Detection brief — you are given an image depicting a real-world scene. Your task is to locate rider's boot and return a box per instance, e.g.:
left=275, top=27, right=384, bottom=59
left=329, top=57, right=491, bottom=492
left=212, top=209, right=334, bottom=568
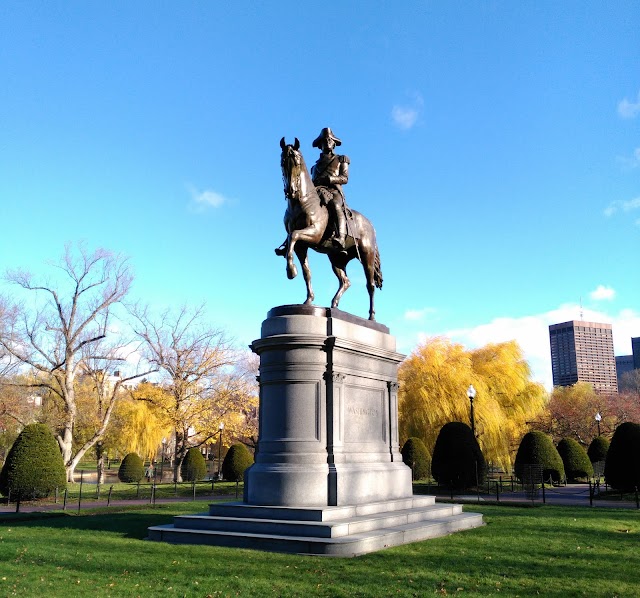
left=333, top=208, right=348, bottom=254
left=274, top=240, right=287, bottom=257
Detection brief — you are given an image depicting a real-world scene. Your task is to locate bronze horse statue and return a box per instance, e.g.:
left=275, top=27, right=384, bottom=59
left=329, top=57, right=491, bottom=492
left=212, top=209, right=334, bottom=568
left=277, top=137, right=383, bottom=320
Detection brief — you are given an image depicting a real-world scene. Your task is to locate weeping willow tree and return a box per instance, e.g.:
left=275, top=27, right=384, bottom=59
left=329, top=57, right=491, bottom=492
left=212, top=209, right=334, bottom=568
left=398, top=337, right=547, bottom=472
left=106, top=385, right=171, bottom=462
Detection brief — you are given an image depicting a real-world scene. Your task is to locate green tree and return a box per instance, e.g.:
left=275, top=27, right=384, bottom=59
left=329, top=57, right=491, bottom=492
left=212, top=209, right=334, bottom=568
left=587, top=435, right=609, bottom=464
left=180, top=447, right=207, bottom=482
left=514, top=431, right=565, bottom=483
left=399, top=338, right=546, bottom=472
left=221, top=443, right=254, bottom=482
left=604, top=422, right=640, bottom=492
left=431, top=422, right=486, bottom=490
left=401, top=437, right=430, bottom=480
left=557, top=438, right=593, bottom=482
left=118, top=452, right=144, bottom=483
left=0, top=423, right=66, bottom=504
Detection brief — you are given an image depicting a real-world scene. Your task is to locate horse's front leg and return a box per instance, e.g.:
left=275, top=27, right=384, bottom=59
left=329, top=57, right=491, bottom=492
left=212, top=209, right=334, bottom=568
left=286, top=225, right=323, bottom=280
left=294, top=245, right=314, bottom=305
left=285, top=233, right=298, bottom=279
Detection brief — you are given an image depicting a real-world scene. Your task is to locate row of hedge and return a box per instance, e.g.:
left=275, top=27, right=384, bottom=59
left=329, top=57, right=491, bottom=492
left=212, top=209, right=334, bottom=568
left=401, top=422, right=640, bottom=491
left=0, top=424, right=255, bottom=502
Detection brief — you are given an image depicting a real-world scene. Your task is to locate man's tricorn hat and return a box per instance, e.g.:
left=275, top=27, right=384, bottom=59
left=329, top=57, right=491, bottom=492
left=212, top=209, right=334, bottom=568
left=312, top=127, right=342, bottom=148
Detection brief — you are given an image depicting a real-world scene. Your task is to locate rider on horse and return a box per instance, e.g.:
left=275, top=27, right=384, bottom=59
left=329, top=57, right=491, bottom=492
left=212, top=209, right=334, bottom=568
left=275, top=127, right=352, bottom=257
left=310, top=127, right=351, bottom=252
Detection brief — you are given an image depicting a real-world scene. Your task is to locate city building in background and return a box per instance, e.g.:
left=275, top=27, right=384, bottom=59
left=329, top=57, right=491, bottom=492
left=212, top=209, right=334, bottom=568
left=549, top=320, right=618, bottom=394
left=633, top=337, right=640, bottom=370
left=616, top=355, right=634, bottom=389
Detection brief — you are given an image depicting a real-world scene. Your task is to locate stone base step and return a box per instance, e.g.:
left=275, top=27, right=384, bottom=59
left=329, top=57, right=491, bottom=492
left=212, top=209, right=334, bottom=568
left=147, top=497, right=484, bottom=557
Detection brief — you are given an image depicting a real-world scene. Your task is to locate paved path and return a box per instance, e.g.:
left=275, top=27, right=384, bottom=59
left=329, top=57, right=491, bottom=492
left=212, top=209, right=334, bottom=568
left=0, top=493, right=237, bottom=515
left=449, top=482, right=639, bottom=509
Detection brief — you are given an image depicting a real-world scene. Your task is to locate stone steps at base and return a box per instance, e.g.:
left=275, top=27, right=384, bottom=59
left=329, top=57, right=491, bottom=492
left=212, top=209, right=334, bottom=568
left=172, top=503, right=463, bottom=538
left=147, top=503, right=484, bottom=557
left=207, top=495, right=437, bottom=521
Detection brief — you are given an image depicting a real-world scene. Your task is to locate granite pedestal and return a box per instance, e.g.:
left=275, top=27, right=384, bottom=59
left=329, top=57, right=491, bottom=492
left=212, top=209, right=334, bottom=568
left=148, top=305, right=483, bottom=556
left=245, top=305, right=410, bottom=507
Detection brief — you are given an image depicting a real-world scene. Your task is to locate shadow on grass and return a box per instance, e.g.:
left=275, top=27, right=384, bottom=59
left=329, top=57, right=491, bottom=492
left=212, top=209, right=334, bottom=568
left=0, top=503, right=202, bottom=540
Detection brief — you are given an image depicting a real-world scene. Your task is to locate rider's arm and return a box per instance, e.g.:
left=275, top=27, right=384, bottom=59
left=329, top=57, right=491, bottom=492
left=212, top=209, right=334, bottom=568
left=328, top=155, right=349, bottom=185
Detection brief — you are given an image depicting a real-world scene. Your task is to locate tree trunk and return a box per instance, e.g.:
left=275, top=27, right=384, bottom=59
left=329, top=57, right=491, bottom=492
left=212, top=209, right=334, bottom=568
left=173, top=431, right=183, bottom=483
left=96, top=441, right=105, bottom=485
left=61, top=422, right=75, bottom=482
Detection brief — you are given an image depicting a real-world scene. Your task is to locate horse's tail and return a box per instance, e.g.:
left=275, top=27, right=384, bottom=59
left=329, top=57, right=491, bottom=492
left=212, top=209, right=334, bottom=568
left=374, top=245, right=383, bottom=289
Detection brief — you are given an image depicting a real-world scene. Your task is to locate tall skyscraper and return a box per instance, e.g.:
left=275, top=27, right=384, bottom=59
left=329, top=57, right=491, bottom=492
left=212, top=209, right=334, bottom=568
left=632, top=337, right=640, bottom=370
left=549, top=320, right=618, bottom=394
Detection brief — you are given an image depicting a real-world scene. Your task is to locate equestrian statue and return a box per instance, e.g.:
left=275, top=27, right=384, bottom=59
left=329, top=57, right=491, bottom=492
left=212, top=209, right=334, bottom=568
left=275, top=128, right=383, bottom=321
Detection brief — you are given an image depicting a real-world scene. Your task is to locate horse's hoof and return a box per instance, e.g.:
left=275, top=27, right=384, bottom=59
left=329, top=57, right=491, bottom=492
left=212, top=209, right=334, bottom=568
left=287, top=264, right=297, bottom=279
left=304, top=298, right=314, bottom=305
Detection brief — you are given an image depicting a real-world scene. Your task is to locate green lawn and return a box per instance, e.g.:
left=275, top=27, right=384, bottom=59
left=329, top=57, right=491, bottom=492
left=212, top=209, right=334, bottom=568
left=0, top=504, right=638, bottom=597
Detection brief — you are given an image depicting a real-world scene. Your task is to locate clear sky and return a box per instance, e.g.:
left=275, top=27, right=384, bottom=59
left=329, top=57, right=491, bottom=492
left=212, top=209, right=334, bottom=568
left=1, top=2, right=639, bottom=388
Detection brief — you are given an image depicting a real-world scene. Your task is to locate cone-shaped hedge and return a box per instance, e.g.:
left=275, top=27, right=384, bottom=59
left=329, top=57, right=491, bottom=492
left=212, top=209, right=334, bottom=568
left=221, top=443, right=254, bottom=482
left=431, top=422, right=486, bottom=490
left=118, top=452, right=144, bottom=483
left=0, top=423, right=66, bottom=500
left=181, top=447, right=207, bottom=482
left=587, top=436, right=610, bottom=464
left=604, top=422, right=640, bottom=492
left=514, top=431, right=565, bottom=483
left=401, top=437, right=430, bottom=480
left=557, top=438, right=593, bottom=482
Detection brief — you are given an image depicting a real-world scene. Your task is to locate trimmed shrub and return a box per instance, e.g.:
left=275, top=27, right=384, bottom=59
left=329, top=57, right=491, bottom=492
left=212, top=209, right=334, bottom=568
left=587, top=436, right=610, bottom=464
left=221, top=443, right=254, bottom=482
left=514, top=431, right=565, bottom=484
left=604, top=422, right=640, bottom=492
left=118, top=452, right=144, bottom=483
left=557, top=438, right=593, bottom=482
left=401, top=437, right=430, bottom=480
left=0, top=423, right=66, bottom=501
left=181, top=448, right=207, bottom=482
left=431, top=422, right=486, bottom=490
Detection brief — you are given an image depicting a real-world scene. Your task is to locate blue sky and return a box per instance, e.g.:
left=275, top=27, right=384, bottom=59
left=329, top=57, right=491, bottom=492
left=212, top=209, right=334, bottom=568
left=1, top=2, right=639, bottom=388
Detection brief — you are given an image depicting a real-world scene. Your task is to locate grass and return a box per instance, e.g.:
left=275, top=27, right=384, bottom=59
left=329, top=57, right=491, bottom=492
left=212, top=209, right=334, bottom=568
left=0, top=503, right=638, bottom=597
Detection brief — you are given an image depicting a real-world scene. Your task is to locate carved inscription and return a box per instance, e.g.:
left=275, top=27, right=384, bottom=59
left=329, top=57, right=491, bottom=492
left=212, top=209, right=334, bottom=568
left=347, top=406, right=379, bottom=417
left=344, top=385, right=386, bottom=444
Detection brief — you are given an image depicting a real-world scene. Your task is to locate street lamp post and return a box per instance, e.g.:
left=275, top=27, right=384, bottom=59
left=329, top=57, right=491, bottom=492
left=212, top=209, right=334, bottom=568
left=217, top=422, right=225, bottom=479
left=467, top=385, right=477, bottom=437
left=595, top=412, right=602, bottom=436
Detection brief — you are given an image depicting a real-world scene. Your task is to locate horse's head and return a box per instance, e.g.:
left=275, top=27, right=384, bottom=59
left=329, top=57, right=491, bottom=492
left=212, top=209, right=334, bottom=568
left=280, top=137, right=304, bottom=199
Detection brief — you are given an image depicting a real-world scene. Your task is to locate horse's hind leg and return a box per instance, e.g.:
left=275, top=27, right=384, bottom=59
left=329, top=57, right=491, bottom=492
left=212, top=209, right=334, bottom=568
left=295, top=245, right=314, bottom=305
left=329, top=255, right=351, bottom=309
left=360, top=245, right=376, bottom=321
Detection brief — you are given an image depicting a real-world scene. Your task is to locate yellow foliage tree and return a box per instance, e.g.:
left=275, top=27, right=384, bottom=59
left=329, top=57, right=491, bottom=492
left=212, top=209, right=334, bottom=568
left=399, top=337, right=546, bottom=472
left=108, top=385, right=172, bottom=461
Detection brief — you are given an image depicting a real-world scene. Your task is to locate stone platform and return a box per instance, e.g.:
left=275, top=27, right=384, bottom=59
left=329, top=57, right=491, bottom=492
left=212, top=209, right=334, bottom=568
left=147, top=496, right=483, bottom=557
left=148, top=306, right=483, bottom=555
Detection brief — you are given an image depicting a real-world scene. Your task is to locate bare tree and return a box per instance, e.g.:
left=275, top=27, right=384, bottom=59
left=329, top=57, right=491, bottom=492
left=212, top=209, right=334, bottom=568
left=0, top=243, right=152, bottom=481
left=131, top=304, right=235, bottom=482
